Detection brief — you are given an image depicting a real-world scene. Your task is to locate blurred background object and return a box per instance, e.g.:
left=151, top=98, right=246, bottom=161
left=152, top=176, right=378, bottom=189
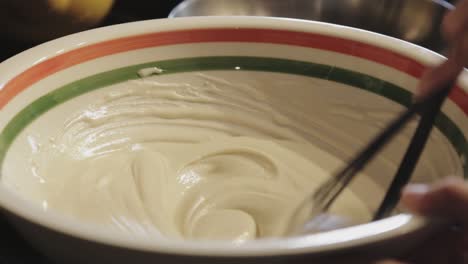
left=0, top=0, right=114, bottom=43
left=0, top=0, right=456, bottom=62
left=0, top=0, right=183, bottom=62
left=169, top=0, right=455, bottom=53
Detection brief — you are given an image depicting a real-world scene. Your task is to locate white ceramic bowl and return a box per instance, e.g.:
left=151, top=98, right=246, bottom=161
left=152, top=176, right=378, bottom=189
left=0, top=17, right=467, bottom=264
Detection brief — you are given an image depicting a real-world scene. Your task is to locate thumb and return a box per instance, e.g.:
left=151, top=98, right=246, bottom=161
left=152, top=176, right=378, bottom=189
left=401, top=177, right=468, bottom=222
left=416, top=59, right=462, bottom=100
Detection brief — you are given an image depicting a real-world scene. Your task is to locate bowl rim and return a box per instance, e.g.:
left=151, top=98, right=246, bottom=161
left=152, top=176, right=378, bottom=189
left=168, top=0, right=456, bottom=19
left=0, top=16, right=466, bottom=257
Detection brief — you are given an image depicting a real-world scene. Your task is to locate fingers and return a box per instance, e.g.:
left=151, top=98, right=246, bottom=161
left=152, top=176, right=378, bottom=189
left=443, top=0, right=468, bottom=43
left=416, top=0, right=468, bottom=98
left=443, top=0, right=468, bottom=67
left=401, top=177, right=468, bottom=222
left=399, top=178, right=468, bottom=264
left=403, top=225, right=464, bottom=264
left=416, top=57, right=463, bottom=99
left=448, top=31, right=468, bottom=70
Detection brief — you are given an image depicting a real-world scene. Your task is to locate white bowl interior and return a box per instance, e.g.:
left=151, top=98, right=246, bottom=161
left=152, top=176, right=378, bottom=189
left=0, top=17, right=466, bottom=256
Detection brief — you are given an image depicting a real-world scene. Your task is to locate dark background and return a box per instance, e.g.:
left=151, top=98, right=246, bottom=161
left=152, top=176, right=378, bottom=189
left=0, top=1, right=181, bottom=263
left=0, top=0, right=182, bottom=62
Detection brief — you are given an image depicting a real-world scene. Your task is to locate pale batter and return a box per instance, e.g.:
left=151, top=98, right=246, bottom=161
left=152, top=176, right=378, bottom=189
left=34, top=74, right=371, bottom=242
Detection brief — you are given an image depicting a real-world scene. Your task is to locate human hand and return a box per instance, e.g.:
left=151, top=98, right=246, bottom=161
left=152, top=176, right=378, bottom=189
left=375, top=2, right=468, bottom=263
left=376, top=178, right=468, bottom=264
left=417, top=0, right=468, bottom=98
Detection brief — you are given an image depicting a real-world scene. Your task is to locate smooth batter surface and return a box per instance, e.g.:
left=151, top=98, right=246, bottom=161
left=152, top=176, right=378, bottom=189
left=34, top=74, right=371, bottom=242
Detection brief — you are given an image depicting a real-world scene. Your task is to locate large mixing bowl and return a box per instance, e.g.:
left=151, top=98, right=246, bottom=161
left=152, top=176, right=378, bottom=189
left=169, top=0, right=454, bottom=53
left=0, top=17, right=467, bottom=264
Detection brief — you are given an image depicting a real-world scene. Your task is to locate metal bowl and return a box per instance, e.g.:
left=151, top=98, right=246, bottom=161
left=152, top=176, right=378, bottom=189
left=169, top=0, right=454, bottom=53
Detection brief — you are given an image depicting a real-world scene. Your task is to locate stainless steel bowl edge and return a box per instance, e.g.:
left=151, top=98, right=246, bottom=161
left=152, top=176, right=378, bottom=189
left=169, top=0, right=455, bottom=53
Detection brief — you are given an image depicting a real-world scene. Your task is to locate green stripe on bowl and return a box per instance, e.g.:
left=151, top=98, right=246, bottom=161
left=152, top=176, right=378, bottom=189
left=0, top=56, right=466, bottom=177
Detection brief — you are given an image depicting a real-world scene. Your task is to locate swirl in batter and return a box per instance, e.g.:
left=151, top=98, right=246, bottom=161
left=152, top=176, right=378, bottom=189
left=37, top=74, right=370, bottom=242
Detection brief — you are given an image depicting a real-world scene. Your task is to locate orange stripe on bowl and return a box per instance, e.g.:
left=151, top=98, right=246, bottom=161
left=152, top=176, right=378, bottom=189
left=1, top=28, right=467, bottom=114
